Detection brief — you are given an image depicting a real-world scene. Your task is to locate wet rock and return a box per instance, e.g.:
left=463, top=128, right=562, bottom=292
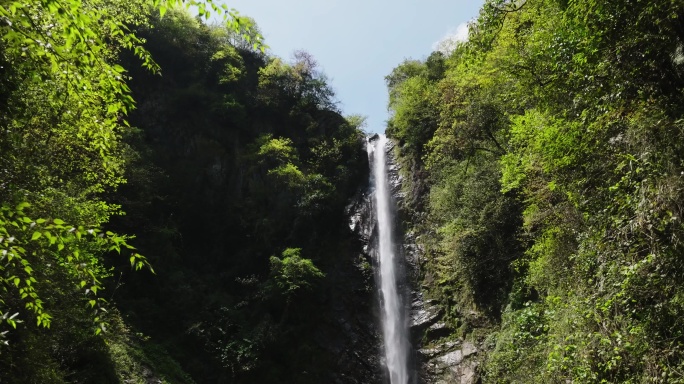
left=426, top=322, right=453, bottom=340
left=419, top=339, right=461, bottom=359
left=418, top=347, right=441, bottom=359
left=346, top=190, right=374, bottom=243
left=411, top=304, right=444, bottom=332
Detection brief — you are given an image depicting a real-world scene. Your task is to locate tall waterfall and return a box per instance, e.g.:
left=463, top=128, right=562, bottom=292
left=367, top=134, right=411, bottom=384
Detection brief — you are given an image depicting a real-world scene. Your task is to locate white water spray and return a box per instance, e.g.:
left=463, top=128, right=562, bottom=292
left=367, top=134, right=410, bottom=384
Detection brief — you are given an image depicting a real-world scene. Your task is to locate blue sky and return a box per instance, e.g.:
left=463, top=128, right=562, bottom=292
left=225, top=0, right=484, bottom=133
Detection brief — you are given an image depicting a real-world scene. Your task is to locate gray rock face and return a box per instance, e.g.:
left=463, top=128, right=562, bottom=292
left=434, top=362, right=479, bottom=384
left=426, top=322, right=453, bottom=340
left=429, top=342, right=479, bottom=384
left=411, top=303, right=444, bottom=332
left=380, top=137, right=482, bottom=384
left=437, top=350, right=464, bottom=366
left=462, top=342, right=478, bottom=358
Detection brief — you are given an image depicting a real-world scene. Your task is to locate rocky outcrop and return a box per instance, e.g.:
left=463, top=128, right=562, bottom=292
left=411, top=299, right=443, bottom=332
left=427, top=341, right=478, bottom=384
left=409, top=296, right=481, bottom=383
left=382, top=138, right=482, bottom=384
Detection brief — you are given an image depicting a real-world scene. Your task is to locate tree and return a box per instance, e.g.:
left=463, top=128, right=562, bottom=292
left=269, top=248, right=324, bottom=298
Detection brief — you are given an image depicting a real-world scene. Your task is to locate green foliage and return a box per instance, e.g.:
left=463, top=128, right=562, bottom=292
left=106, top=319, right=196, bottom=384
left=253, top=134, right=307, bottom=186
left=269, top=248, right=324, bottom=296
left=386, top=61, right=444, bottom=158
left=429, top=158, right=522, bottom=317
left=0, top=202, right=150, bottom=344
left=484, top=302, right=548, bottom=384
left=105, top=10, right=369, bottom=382
left=0, top=0, right=264, bottom=381
left=257, top=51, right=335, bottom=110
left=387, top=76, right=440, bottom=157
left=387, top=0, right=684, bottom=382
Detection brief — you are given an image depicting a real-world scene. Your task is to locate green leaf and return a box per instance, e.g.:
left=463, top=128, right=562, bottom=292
left=15, top=202, right=29, bottom=211
left=31, top=231, right=42, bottom=240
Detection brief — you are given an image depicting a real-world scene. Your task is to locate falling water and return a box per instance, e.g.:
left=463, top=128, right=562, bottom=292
left=367, top=134, right=410, bottom=384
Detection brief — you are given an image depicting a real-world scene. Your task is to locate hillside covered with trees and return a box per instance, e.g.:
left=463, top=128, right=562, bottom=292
left=388, top=0, right=684, bottom=382
left=0, top=1, right=374, bottom=382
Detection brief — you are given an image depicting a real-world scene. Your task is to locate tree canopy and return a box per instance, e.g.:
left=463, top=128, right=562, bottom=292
left=0, top=1, right=371, bottom=382
left=387, top=0, right=684, bottom=382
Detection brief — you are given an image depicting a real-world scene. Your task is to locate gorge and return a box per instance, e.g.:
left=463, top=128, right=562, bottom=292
left=2, top=1, right=684, bottom=383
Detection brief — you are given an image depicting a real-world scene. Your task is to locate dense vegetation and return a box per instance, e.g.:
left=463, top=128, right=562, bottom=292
left=6, top=0, right=684, bottom=382
left=0, top=1, right=370, bottom=382
left=387, top=0, right=684, bottom=382
left=113, top=10, right=370, bottom=383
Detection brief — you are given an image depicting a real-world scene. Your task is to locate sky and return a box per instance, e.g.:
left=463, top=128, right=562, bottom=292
left=224, top=0, right=484, bottom=134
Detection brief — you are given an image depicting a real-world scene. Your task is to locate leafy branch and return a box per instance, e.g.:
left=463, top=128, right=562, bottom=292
left=0, top=202, right=151, bottom=344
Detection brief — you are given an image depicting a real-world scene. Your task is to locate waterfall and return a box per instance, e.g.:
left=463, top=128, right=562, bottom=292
left=367, top=134, right=411, bottom=384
